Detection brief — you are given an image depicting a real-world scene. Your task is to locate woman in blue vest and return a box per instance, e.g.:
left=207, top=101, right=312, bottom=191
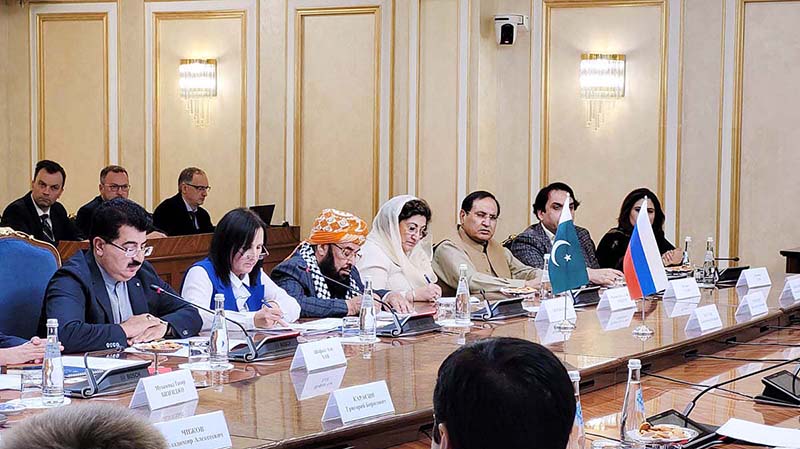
left=181, top=208, right=301, bottom=331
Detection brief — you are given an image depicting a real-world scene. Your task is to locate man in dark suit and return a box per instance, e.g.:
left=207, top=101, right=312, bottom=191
left=0, top=333, right=46, bottom=365
left=506, top=182, right=623, bottom=286
left=44, top=198, right=201, bottom=353
left=152, top=167, right=214, bottom=236
left=1, top=160, right=80, bottom=245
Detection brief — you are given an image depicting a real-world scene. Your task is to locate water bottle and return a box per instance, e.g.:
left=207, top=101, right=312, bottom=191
left=620, top=359, right=646, bottom=442
left=567, top=370, right=585, bottom=449
left=41, top=318, right=64, bottom=406
left=455, top=264, right=471, bottom=325
left=209, top=293, right=229, bottom=369
left=540, top=254, right=553, bottom=301
left=702, top=237, right=717, bottom=284
left=359, top=277, right=377, bottom=342
left=681, top=236, right=692, bottom=266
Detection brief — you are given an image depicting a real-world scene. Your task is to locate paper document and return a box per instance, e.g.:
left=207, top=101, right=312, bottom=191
left=0, top=374, right=21, bottom=391
left=288, top=318, right=343, bottom=332
left=62, top=356, right=148, bottom=371
left=717, top=418, right=800, bottom=447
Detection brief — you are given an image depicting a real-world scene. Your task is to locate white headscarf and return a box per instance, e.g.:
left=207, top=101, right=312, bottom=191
left=365, top=195, right=436, bottom=288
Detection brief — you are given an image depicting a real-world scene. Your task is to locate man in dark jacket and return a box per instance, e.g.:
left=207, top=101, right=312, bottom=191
left=153, top=167, right=214, bottom=236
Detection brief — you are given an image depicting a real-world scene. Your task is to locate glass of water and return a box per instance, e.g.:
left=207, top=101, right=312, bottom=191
left=341, top=316, right=360, bottom=338
left=436, top=298, right=456, bottom=326
left=20, top=369, right=42, bottom=405
left=187, top=338, right=209, bottom=367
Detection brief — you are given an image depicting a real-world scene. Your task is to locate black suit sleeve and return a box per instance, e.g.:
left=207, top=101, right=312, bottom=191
left=141, top=265, right=202, bottom=338
left=152, top=203, right=176, bottom=237
left=0, top=202, right=35, bottom=236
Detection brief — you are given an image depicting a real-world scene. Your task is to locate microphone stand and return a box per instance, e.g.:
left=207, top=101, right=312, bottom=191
left=150, top=285, right=259, bottom=362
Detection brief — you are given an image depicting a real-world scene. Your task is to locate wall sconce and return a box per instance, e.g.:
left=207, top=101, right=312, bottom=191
left=579, top=53, right=625, bottom=130
left=179, top=58, right=217, bottom=127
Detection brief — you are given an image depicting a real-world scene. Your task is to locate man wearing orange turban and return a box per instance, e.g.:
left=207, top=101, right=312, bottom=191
left=272, top=209, right=413, bottom=317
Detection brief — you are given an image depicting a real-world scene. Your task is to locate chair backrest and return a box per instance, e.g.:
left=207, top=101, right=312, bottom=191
left=0, top=227, right=61, bottom=340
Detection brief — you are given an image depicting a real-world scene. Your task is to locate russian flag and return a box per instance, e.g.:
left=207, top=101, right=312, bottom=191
left=623, top=197, right=668, bottom=299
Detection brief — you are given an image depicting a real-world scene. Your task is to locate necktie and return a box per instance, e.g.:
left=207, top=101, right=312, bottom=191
left=40, top=214, right=55, bottom=242
left=188, top=211, right=199, bottom=230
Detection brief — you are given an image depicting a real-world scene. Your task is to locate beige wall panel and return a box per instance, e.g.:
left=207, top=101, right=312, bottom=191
left=738, top=2, right=800, bottom=279
left=0, top=7, right=8, bottom=202
left=40, top=18, right=107, bottom=215
left=4, top=5, right=32, bottom=207
left=547, top=5, right=662, bottom=242
left=156, top=17, right=244, bottom=223
left=392, top=0, right=410, bottom=197
left=296, top=12, right=378, bottom=233
left=678, top=0, right=723, bottom=264
left=119, top=0, right=146, bottom=206
left=418, top=0, right=459, bottom=242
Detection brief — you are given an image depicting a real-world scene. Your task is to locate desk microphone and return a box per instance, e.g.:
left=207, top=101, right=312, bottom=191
left=149, top=285, right=259, bottom=362
left=302, top=266, right=397, bottom=313
left=682, top=355, right=800, bottom=418
left=714, top=257, right=740, bottom=262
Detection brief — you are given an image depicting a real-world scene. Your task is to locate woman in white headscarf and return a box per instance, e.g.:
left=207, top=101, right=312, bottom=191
left=357, top=195, right=442, bottom=302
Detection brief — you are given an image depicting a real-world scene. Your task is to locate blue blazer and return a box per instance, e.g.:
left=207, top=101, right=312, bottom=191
left=0, top=332, right=27, bottom=349
left=271, top=251, right=388, bottom=318
left=43, top=250, right=202, bottom=353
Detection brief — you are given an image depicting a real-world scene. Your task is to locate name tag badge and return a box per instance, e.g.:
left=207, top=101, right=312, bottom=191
left=663, top=278, right=701, bottom=301
left=291, top=365, right=347, bottom=400
left=684, top=304, right=723, bottom=334
left=322, top=380, right=395, bottom=424
left=535, top=297, right=577, bottom=323
left=597, top=308, right=636, bottom=331
left=290, top=337, right=347, bottom=372
left=779, top=277, right=800, bottom=307
left=153, top=410, right=232, bottom=449
left=597, top=287, right=636, bottom=311
left=736, top=291, right=769, bottom=318
left=129, top=369, right=198, bottom=410
left=736, top=267, right=772, bottom=289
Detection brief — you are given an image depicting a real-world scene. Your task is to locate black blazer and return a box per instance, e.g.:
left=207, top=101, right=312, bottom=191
left=0, top=332, right=27, bottom=349
left=75, top=195, right=103, bottom=239
left=43, top=249, right=202, bottom=353
left=0, top=192, right=79, bottom=245
left=152, top=192, right=214, bottom=236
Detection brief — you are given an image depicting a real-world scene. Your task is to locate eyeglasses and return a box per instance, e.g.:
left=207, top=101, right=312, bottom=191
left=470, top=211, right=499, bottom=222
left=401, top=223, right=428, bottom=239
left=184, top=183, right=212, bottom=193
left=238, top=246, right=269, bottom=260
left=105, top=240, right=153, bottom=258
left=332, top=243, right=362, bottom=261
left=103, top=183, right=130, bottom=192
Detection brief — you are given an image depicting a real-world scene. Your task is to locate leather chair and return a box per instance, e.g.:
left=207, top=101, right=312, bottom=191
left=0, top=227, right=61, bottom=340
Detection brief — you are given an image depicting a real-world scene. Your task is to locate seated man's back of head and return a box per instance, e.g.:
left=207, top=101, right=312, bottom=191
left=432, top=337, right=575, bottom=449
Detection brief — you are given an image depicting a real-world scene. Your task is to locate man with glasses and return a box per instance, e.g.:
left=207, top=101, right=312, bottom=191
left=1, top=159, right=80, bottom=245
left=272, top=209, right=412, bottom=317
left=153, top=167, right=215, bottom=236
left=43, top=198, right=201, bottom=353
left=506, top=182, right=623, bottom=286
left=433, top=191, right=540, bottom=294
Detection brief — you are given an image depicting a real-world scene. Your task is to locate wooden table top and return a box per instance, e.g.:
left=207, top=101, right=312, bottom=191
left=3, top=283, right=799, bottom=449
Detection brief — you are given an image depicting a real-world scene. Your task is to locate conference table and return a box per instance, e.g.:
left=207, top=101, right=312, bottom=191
left=2, top=282, right=799, bottom=449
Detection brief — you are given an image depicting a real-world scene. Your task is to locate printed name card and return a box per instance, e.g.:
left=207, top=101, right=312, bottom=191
left=597, top=287, right=636, bottom=311
left=736, top=267, right=772, bottom=289
left=596, top=308, right=636, bottom=331
left=129, top=369, right=198, bottom=410
left=779, top=277, right=800, bottom=307
left=153, top=410, right=232, bottom=449
left=664, top=278, right=701, bottom=301
left=535, top=297, right=577, bottom=323
left=736, top=291, right=769, bottom=318
left=684, top=304, right=723, bottom=334
left=291, top=365, right=347, bottom=400
left=290, top=337, right=347, bottom=372
left=322, top=380, right=395, bottom=424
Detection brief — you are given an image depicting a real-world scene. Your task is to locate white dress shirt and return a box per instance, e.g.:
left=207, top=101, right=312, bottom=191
left=32, top=202, right=52, bottom=230
left=181, top=266, right=301, bottom=331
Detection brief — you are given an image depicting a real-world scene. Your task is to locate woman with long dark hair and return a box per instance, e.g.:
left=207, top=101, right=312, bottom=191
left=596, top=188, right=683, bottom=270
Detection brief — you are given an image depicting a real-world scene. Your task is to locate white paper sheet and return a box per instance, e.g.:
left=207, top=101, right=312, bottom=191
left=717, top=418, right=800, bottom=447
left=0, top=374, right=21, bottom=391
left=62, top=356, right=149, bottom=370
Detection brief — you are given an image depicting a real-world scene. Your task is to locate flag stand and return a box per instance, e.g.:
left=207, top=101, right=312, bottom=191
left=631, top=296, right=654, bottom=339
left=553, top=290, right=577, bottom=331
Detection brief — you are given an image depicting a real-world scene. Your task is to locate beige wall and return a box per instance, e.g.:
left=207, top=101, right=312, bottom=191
left=0, top=0, right=796, bottom=279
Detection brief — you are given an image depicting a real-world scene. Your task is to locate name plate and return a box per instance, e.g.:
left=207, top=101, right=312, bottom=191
left=129, top=369, right=198, bottom=410
left=736, top=291, right=769, bottom=318
left=291, top=365, right=347, bottom=400
left=290, top=337, right=347, bottom=372
left=684, top=304, right=723, bottom=334
left=322, top=380, right=395, bottom=424
left=779, top=277, right=800, bottom=307
left=153, top=410, right=232, bottom=449
left=664, top=278, right=701, bottom=301
left=596, top=308, right=635, bottom=331
left=736, top=267, right=772, bottom=289
left=535, top=297, right=577, bottom=323
left=597, top=287, right=636, bottom=311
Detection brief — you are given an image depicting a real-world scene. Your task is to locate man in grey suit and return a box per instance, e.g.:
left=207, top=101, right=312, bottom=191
left=507, top=182, right=623, bottom=286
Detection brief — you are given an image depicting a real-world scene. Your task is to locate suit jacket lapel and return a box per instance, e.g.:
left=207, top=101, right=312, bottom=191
left=534, top=223, right=553, bottom=253
left=86, top=251, right=115, bottom=323
left=127, top=277, right=149, bottom=315
left=23, top=193, right=48, bottom=242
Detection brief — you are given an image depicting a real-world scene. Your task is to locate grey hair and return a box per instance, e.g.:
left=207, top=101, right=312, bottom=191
left=0, top=403, right=168, bottom=449
left=178, top=167, right=205, bottom=188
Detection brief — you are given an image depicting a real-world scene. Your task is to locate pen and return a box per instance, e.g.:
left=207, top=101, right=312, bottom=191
left=424, top=275, right=432, bottom=284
